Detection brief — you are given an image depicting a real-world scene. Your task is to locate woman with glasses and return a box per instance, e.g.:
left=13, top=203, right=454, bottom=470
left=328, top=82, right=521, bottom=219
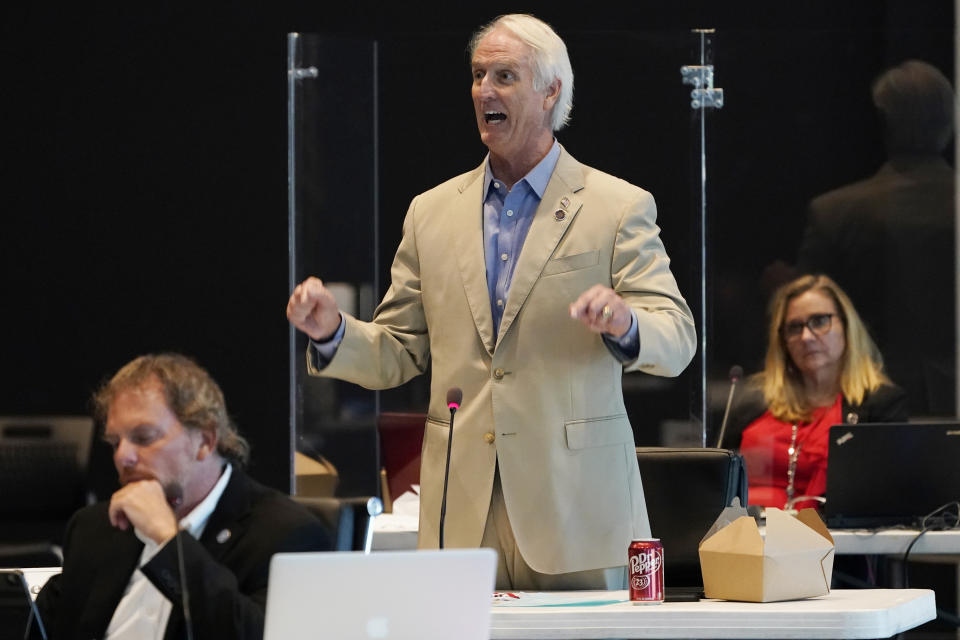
left=722, top=274, right=907, bottom=510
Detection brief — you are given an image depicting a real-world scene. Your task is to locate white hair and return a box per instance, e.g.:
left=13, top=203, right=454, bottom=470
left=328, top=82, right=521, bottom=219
left=470, top=14, right=575, bottom=131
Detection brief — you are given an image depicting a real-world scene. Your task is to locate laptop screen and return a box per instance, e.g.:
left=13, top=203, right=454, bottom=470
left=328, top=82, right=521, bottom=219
left=264, top=549, right=496, bottom=640
left=824, top=422, right=960, bottom=528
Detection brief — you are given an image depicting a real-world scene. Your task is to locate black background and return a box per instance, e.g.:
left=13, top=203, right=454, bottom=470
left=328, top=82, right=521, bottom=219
left=3, top=2, right=953, bottom=492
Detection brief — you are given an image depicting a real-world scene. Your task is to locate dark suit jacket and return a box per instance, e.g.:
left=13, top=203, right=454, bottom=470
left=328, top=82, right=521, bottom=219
left=796, top=156, right=955, bottom=415
left=720, top=382, right=908, bottom=451
left=35, top=469, right=330, bottom=640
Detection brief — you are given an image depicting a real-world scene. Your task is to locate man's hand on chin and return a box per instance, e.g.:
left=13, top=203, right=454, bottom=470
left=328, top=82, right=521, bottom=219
left=108, top=479, right=180, bottom=545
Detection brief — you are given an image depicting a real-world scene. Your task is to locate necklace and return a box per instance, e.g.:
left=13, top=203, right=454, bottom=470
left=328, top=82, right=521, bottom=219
left=785, top=423, right=801, bottom=507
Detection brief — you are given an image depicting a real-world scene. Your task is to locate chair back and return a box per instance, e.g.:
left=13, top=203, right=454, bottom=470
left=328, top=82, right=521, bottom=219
left=0, top=543, right=62, bottom=569
left=0, top=416, right=94, bottom=566
left=294, top=496, right=383, bottom=552
left=635, top=447, right=748, bottom=589
left=376, top=412, right=426, bottom=502
left=0, top=416, right=93, bottom=519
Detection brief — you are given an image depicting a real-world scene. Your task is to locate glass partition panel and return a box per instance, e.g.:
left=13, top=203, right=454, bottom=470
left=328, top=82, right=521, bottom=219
left=554, top=28, right=715, bottom=449
left=706, top=22, right=956, bottom=508
left=288, top=33, right=380, bottom=497
left=288, top=27, right=713, bottom=498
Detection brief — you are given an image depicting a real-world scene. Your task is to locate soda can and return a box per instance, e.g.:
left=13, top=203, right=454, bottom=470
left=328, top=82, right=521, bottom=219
left=628, top=538, right=664, bottom=604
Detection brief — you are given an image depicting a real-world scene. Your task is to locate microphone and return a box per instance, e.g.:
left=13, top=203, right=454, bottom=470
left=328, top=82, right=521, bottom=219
left=163, top=482, right=184, bottom=509
left=164, top=482, right=193, bottom=640
left=446, top=387, right=463, bottom=411
left=715, top=365, right=743, bottom=449
left=439, top=387, right=462, bottom=549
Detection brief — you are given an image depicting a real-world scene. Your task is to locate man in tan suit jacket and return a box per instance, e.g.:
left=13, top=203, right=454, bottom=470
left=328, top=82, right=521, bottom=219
left=288, top=14, right=696, bottom=589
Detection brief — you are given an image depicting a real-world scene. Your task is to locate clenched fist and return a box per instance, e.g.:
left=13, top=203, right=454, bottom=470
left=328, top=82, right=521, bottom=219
left=286, top=277, right=343, bottom=341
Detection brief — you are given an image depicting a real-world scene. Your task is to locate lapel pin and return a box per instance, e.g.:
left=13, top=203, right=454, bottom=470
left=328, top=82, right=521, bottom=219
left=554, top=210, right=566, bottom=221
left=216, top=528, right=232, bottom=544
left=560, top=196, right=570, bottom=209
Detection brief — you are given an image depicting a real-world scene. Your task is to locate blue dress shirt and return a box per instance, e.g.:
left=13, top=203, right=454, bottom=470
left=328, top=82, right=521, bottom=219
left=312, top=141, right=639, bottom=362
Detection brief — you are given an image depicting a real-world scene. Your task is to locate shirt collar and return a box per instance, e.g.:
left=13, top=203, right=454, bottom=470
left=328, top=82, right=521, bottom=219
left=483, top=139, right=561, bottom=199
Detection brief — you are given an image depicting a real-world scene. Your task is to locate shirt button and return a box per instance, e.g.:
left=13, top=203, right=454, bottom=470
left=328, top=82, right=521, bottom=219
left=494, top=182, right=500, bottom=189
left=496, top=299, right=503, bottom=307
left=493, top=368, right=505, bottom=380
left=483, top=432, right=496, bottom=444
left=506, top=209, right=514, bottom=217
left=500, top=253, right=508, bottom=261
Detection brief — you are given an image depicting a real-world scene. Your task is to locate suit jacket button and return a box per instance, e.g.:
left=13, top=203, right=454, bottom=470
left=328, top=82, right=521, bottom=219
left=493, top=368, right=505, bottom=380
left=483, top=432, right=496, bottom=444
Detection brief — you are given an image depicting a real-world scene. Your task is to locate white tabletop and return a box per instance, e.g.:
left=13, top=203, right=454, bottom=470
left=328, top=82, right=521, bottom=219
left=488, top=588, right=935, bottom=639
left=372, top=513, right=419, bottom=550
left=374, top=514, right=960, bottom=556
left=830, top=528, right=960, bottom=555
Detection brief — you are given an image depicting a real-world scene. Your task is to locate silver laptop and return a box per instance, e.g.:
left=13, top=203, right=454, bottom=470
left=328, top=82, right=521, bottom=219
left=264, top=549, right=497, bottom=640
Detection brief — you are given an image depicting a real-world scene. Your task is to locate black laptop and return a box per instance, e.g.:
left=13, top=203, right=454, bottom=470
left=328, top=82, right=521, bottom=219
left=824, top=422, right=960, bottom=529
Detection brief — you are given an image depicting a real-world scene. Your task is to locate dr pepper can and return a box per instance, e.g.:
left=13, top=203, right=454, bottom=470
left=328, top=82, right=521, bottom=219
left=628, top=538, right=664, bottom=604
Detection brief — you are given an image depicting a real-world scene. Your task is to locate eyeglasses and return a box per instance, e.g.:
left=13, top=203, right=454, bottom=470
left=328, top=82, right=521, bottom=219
left=782, top=313, right=836, bottom=340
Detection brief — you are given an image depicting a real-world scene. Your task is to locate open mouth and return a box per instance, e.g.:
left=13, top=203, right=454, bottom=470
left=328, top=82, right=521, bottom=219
left=484, top=111, right=506, bottom=123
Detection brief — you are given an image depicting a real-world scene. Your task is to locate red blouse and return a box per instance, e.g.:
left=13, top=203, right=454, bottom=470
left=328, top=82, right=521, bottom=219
left=739, top=394, right=842, bottom=510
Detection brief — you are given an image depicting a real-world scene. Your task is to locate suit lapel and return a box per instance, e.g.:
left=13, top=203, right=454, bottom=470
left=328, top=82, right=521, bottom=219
left=497, top=149, right=584, bottom=343
left=198, top=468, right=253, bottom=561
left=162, top=470, right=252, bottom=640
left=454, top=164, right=496, bottom=356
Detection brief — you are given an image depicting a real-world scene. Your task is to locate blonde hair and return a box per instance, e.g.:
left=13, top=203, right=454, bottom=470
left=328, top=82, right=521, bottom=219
left=761, top=274, right=890, bottom=422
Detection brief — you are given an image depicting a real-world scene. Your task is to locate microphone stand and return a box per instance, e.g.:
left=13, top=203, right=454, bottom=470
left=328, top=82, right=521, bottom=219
left=175, top=529, right=194, bottom=640
left=165, top=483, right=193, bottom=640
left=715, top=365, right=743, bottom=448
left=439, top=391, right=461, bottom=549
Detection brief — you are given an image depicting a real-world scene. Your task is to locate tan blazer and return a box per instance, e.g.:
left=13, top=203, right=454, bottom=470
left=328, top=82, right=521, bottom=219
left=309, top=147, right=696, bottom=573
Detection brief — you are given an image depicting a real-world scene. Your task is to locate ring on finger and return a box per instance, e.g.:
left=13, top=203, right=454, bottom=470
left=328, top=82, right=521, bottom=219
left=601, top=304, right=613, bottom=320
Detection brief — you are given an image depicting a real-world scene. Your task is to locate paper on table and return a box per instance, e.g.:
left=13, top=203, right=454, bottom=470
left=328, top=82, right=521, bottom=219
left=373, top=487, right=420, bottom=532
left=492, top=591, right=629, bottom=607
left=391, top=486, right=420, bottom=517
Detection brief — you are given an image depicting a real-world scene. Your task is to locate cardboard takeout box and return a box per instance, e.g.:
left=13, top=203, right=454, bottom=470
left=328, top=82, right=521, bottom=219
left=698, top=505, right=835, bottom=602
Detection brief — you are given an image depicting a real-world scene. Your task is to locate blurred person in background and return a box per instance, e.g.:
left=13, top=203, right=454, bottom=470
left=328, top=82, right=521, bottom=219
left=721, top=275, right=907, bottom=510
left=797, top=59, right=955, bottom=416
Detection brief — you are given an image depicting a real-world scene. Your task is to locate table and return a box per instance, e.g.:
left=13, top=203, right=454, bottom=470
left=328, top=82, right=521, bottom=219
left=375, top=514, right=960, bottom=554
left=374, top=516, right=960, bottom=555
left=372, top=517, right=959, bottom=632
left=830, top=529, right=960, bottom=624
left=831, top=529, right=960, bottom=555
left=372, top=513, right=418, bottom=550
left=489, top=589, right=935, bottom=639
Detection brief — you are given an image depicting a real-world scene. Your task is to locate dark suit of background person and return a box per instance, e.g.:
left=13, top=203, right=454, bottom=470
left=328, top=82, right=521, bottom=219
left=36, top=469, right=329, bottom=640
left=796, top=60, right=956, bottom=416
left=287, top=15, right=696, bottom=590
left=35, top=354, right=331, bottom=640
